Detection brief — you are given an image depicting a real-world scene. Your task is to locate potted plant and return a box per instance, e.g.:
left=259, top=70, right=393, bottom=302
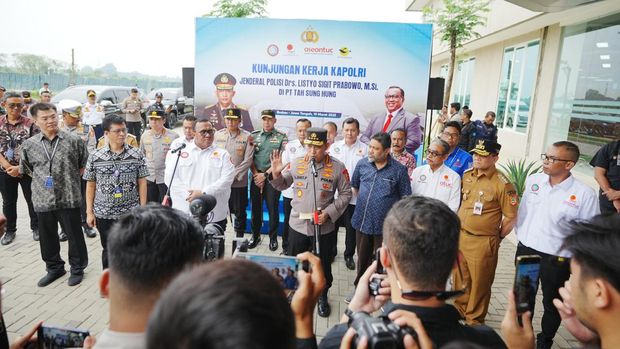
left=499, top=159, right=542, bottom=199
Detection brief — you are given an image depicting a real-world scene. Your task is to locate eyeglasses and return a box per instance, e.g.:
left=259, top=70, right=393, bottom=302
left=426, top=149, right=444, bottom=157
left=384, top=94, right=402, bottom=100
left=197, top=129, right=215, bottom=137
left=540, top=154, right=574, bottom=164
left=7, top=103, right=24, bottom=109
left=441, top=131, right=459, bottom=139
left=386, top=246, right=466, bottom=301
left=109, top=128, right=127, bottom=134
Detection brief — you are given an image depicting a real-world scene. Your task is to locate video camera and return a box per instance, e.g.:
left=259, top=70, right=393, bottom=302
left=189, top=194, right=225, bottom=262
left=346, top=310, right=418, bottom=349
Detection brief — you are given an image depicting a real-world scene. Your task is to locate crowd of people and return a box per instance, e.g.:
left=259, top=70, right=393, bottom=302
left=0, top=81, right=619, bottom=349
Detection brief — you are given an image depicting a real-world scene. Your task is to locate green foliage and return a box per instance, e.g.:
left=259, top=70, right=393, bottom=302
left=205, top=0, right=267, bottom=18
left=423, top=0, right=490, bottom=48
left=12, top=53, right=69, bottom=74
left=499, top=159, right=542, bottom=199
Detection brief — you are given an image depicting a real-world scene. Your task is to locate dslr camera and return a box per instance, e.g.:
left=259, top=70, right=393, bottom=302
left=347, top=310, right=418, bottom=349
left=189, top=194, right=225, bottom=262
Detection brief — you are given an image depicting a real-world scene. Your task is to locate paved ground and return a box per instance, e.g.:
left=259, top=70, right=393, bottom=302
left=0, top=198, right=580, bottom=348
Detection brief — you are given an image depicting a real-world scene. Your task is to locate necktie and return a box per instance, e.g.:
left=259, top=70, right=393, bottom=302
left=382, top=114, right=393, bottom=132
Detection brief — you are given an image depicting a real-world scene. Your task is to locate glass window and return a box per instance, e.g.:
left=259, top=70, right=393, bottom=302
left=451, top=58, right=475, bottom=107
left=545, top=13, right=620, bottom=173
left=496, top=40, right=540, bottom=133
left=99, top=90, right=115, bottom=104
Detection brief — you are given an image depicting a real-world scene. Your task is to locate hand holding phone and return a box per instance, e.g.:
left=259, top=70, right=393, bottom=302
left=513, top=255, right=541, bottom=325
left=37, top=325, right=90, bottom=349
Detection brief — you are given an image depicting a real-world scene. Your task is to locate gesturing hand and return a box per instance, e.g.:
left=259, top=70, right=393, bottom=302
left=269, top=150, right=284, bottom=177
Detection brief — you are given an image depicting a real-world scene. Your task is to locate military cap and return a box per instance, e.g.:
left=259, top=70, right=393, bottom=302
left=261, top=109, right=276, bottom=119
left=22, top=91, right=31, bottom=98
left=213, top=73, right=236, bottom=90
left=86, top=89, right=96, bottom=97
left=470, top=139, right=501, bottom=156
left=58, top=99, right=83, bottom=118
left=304, top=127, right=327, bottom=147
left=155, top=92, right=163, bottom=98
left=148, top=110, right=164, bottom=119
left=224, top=108, right=241, bottom=119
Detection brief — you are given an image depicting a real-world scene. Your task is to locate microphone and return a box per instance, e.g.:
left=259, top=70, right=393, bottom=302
left=310, top=157, right=318, bottom=177
left=171, top=143, right=187, bottom=154
left=189, top=194, right=217, bottom=218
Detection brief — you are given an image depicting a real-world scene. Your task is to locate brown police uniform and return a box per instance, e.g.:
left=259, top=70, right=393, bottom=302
left=197, top=73, right=254, bottom=132
left=453, top=140, right=519, bottom=325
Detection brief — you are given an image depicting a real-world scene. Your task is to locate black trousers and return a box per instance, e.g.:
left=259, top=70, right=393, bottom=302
left=516, top=243, right=571, bottom=342
left=147, top=181, right=167, bottom=203
left=97, top=218, right=117, bottom=270
left=0, top=172, right=38, bottom=232
left=335, top=204, right=356, bottom=258
left=354, top=231, right=383, bottom=286
left=288, top=228, right=335, bottom=290
left=229, top=186, right=248, bottom=234
left=127, top=121, right=142, bottom=143
left=38, top=208, right=88, bottom=275
left=250, top=179, right=281, bottom=239
left=282, top=197, right=292, bottom=250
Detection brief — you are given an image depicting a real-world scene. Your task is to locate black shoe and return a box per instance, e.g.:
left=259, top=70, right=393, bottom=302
left=269, top=238, right=278, bottom=251
left=318, top=294, right=331, bottom=318
left=68, top=273, right=83, bottom=286
left=83, top=225, right=97, bottom=238
left=32, top=229, right=39, bottom=241
left=248, top=234, right=261, bottom=249
left=0, top=231, right=16, bottom=245
left=37, top=270, right=67, bottom=287
left=59, top=231, right=68, bottom=242
left=345, top=256, right=356, bottom=270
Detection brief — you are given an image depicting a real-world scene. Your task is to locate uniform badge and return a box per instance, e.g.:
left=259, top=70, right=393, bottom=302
left=297, top=189, right=303, bottom=198
left=509, top=192, right=519, bottom=206
left=443, top=174, right=449, bottom=180
left=180, top=152, right=189, bottom=158
left=290, top=146, right=296, bottom=153
left=342, top=169, right=350, bottom=182
left=322, top=183, right=331, bottom=190
left=356, top=148, right=364, bottom=156
left=164, top=136, right=171, bottom=144
left=419, top=175, right=427, bottom=182
left=569, top=194, right=577, bottom=202
left=531, top=184, right=539, bottom=192
left=333, top=147, right=340, bottom=153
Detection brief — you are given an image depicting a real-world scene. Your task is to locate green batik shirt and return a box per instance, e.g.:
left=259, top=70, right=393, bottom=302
left=251, top=128, right=287, bottom=172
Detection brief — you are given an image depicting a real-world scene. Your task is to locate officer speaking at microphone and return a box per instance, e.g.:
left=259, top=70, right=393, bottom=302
left=269, top=128, right=352, bottom=317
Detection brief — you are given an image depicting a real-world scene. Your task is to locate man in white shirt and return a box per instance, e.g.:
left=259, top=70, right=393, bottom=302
left=330, top=117, right=368, bottom=270
left=83, top=89, right=106, bottom=142
left=169, top=115, right=197, bottom=151
left=515, top=141, right=599, bottom=349
left=164, top=120, right=235, bottom=231
left=410, top=139, right=461, bottom=212
left=280, top=118, right=311, bottom=254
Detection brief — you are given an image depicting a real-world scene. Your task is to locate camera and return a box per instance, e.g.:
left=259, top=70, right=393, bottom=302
left=189, top=194, right=225, bottom=262
left=369, top=248, right=386, bottom=296
left=347, top=310, right=418, bottom=349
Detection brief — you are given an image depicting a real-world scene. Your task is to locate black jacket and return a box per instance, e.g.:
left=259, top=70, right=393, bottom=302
left=459, top=121, right=476, bottom=151
left=319, top=302, right=507, bottom=349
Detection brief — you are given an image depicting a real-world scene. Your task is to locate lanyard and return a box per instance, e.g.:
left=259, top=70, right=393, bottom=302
left=41, top=137, right=60, bottom=175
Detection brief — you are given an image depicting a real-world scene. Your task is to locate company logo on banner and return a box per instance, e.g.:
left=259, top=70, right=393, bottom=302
left=195, top=18, right=432, bottom=139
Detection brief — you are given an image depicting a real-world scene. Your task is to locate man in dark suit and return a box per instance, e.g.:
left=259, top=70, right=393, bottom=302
left=360, top=86, right=422, bottom=155
left=196, top=73, right=254, bottom=132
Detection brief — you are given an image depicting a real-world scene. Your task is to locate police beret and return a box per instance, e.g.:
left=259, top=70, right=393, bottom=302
left=304, top=127, right=328, bottom=147
left=261, top=109, right=276, bottom=119
left=213, top=73, right=236, bottom=90
left=470, top=139, right=502, bottom=156
left=224, top=108, right=241, bottom=119
left=58, top=99, right=83, bottom=118
left=148, top=110, right=165, bottom=118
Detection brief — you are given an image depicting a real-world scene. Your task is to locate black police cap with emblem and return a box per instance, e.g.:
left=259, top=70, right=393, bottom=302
left=304, top=127, right=328, bottom=147
left=261, top=109, right=276, bottom=119
left=224, top=108, right=241, bottom=119
left=213, top=73, right=236, bottom=90
left=470, top=139, right=502, bottom=156
left=155, top=92, right=163, bottom=98
left=148, top=110, right=165, bottom=119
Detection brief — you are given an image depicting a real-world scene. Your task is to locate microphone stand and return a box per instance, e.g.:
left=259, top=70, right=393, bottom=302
left=162, top=143, right=186, bottom=206
left=310, top=158, right=320, bottom=256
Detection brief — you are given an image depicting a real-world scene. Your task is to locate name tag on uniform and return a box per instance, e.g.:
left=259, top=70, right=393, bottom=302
left=44, top=176, right=54, bottom=189
left=6, top=148, right=14, bottom=160
left=299, top=212, right=313, bottom=220
left=473, top=201, right=483, bottom=215
left=114, top=186, right=123, bottom=199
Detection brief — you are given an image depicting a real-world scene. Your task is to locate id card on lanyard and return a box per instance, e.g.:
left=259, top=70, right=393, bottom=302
left=41, top=137, right=60, bottom=189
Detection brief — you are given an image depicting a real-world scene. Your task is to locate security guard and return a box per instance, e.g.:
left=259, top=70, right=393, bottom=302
left=140, top=110, right=179, bottom=203
left=249, top=110, right=287, bottom=250
left=590, top=139, right=620, bottom=213
left=199, top=73, right=254, bottom=132
left=453, top=139, right=518, bottom=325
left=214, top=108, right=254, bottom=252
left=58, top=100, right=97, bottom=239
left=270, top=127, right=352, bottom=317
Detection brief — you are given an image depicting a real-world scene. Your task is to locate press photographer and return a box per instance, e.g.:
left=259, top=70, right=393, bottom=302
left=319, top=196, right=507, bottom=349
left=189, top=194, right=225, bottom=261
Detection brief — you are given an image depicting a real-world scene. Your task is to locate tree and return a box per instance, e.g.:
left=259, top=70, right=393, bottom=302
left=423, top=0, right=490, bottom=106
left=205, top=0, right=267, bottom=17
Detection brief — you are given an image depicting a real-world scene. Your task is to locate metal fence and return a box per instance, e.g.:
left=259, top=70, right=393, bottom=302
left=0, top=72, right=180, bottom=94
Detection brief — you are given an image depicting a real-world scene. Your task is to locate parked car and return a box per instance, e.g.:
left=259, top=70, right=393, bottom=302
left=146, top=87, right=194, bottom=126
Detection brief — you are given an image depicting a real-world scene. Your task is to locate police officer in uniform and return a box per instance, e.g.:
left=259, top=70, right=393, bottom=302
left=140, top=110, right=179, bottom=203
left=590, top=139, right=620, bottom=213
left=214, top=108, right=254, bottom=252
left=146, top=92, right=169, bottom=128
left=198, top=73, right=254, bottom=132
left=453, top=139, right=519, bottom=325
left=269, top=127, right=352, bottom=317
left=248, top=110, right=287, bottom=250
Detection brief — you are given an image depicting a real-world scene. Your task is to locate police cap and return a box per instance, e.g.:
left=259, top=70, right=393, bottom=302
left=470, top=139, right=502, bottom=156
left=304, top=127, right=327, bottom=147
left=224, top=108, right=241, bottom=119
left=213, top=73, right=236, bottom=90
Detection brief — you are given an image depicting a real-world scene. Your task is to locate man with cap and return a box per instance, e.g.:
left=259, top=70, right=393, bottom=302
left=21, top=91, right=34, bottom=118
left=269, top=127, right=352, bottom=317
left=147, top=91, right=170, bottom=128
left=121, top=88, right=143, bottom=143
left=214, top=108, right=254, bottom=252
left=199, top=73, right=254, bottom=132
left=248, top=110, right=287, bottom=250
left=140, top=110, right=178, bottom=203
left=453, top=139, right=519, bottom=325
left=82, top=89, right=105, bottom=142
left=58, top=100, right=97, bottom=239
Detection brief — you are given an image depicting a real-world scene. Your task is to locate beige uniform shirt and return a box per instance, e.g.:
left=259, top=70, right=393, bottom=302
left=214, top=128, right=254, bottom=188
left=121, top=97, right=143, bottom=122
left=271, top=154, right=352, bottom=236
left=140, top=129, right=179, bottom=183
